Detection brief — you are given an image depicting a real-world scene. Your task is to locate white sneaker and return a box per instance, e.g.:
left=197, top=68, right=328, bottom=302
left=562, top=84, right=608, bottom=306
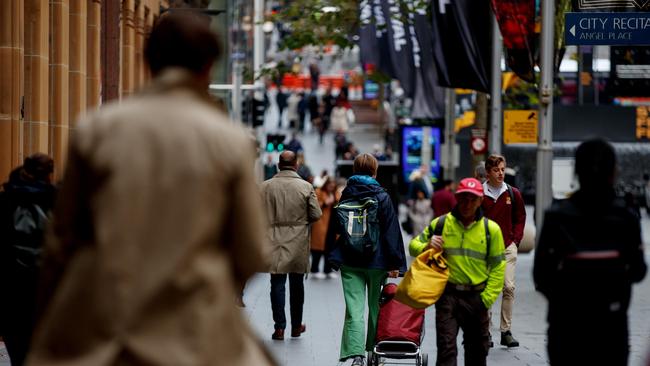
left=312, top=272, right=327, bottom=279
left=327, top=272, right=339, bottom=279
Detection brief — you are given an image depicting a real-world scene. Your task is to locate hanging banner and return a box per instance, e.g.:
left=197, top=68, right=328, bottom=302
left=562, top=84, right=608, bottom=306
left=382, top=0, right=415, bottom=97
left=431, top=0, right=493, bottom=93
left=490, top=0, right=537, bottom=82
left=359, top=0, right=379, bottom=67
left=411, top=1, right=445, bottom=119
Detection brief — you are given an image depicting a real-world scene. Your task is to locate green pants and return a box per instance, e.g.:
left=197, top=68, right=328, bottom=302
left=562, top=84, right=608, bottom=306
left=339, top=265, right=387, bottom=361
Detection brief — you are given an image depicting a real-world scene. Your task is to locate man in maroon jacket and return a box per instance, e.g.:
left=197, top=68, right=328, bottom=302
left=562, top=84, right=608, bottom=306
left=431, top=179, right=457, bottom=218
left=481, top=154, right=526, bottom=348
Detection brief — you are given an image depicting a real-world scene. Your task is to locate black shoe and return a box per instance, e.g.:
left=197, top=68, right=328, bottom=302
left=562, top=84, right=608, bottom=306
left=500, top=331, right=519, bottom=347
left=351, top=356, right=365, bottom=366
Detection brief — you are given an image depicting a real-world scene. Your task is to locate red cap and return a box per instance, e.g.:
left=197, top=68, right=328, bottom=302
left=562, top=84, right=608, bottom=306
left=455, top=178, right=484, bottom=197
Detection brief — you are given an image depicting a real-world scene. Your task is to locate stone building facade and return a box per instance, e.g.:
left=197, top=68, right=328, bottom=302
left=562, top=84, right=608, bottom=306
left=0, top=0, right=174, bottom=180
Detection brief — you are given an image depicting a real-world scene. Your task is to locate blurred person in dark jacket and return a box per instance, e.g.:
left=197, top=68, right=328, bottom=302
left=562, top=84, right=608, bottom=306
left=264, top=154, right=278, bottom=181
left=534, top=139, right=647, bottom=366
left=0, top=154, right=55, bottom=366
left=26, top=13, right=275, bottom=366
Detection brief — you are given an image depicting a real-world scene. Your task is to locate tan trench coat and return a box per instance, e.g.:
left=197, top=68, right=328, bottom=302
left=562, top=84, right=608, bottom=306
left=27, top=69, right=275, bottom=366
left=261, top=170, right=322, bottom=273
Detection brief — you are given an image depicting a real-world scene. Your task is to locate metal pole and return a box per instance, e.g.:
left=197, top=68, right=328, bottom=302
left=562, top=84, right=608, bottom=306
left=254, top=0, right=264, bottom=84
left=489, top=12, right=503, bottom=155
left=422, top=126, right=432, bottom=177
left=445, top=88, right=456, bottom=181
left=577, top=47, right=584, bottom=105
left=231, top=0, right=243, bottom=123
left=535, top=0, right=555, bottom=232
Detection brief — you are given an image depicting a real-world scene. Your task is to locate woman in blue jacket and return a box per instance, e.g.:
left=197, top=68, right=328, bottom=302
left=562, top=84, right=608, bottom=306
left=327, top=153, right=407, bottom=366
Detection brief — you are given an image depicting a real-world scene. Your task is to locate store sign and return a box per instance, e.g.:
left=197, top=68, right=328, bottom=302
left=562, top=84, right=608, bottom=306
left=565, top=12, right=650, bottom=45
left=503, top=110, right=538, bottom=144
left=636, top=106, right=650, bottom=139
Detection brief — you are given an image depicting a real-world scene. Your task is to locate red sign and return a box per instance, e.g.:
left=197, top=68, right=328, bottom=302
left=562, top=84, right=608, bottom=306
left=471, top=128, right=488, bottom=154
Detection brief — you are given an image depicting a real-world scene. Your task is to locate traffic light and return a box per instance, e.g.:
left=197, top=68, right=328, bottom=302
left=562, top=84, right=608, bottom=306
left=266, top=134, right=286, bottom=152
left=252, top=97, right=266, bottom=127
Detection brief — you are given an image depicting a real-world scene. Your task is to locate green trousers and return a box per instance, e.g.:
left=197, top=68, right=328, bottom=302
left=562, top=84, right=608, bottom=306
left=339, top=265, right=387, bottom=361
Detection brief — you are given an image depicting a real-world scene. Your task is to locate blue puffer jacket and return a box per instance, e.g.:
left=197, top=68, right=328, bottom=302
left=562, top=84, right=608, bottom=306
left=326, top=175, right=407, bottom=273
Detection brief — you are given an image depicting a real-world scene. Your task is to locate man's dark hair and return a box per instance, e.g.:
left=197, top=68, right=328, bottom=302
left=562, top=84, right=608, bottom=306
left=278, top=151, right=297, bottom=170
left=23, top=153, right=54, bottom=182
left=574, top=139, right=616, bottom=188
left=145, top=12, right=221, bottom=76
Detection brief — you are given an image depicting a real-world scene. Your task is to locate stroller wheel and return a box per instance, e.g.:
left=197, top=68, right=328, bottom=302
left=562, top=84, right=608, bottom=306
left=421, top=353, right=428, bottom=366
left=367, top=351, right=378, bottom=366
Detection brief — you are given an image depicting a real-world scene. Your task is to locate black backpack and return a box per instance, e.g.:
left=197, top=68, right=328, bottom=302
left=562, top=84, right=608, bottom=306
left=335, top=197, right=381, bottom=254
left=7, top=202, right=48, bottom=269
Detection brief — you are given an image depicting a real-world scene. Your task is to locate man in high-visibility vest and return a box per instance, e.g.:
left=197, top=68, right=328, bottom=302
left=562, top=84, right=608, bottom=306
left=410, top=178, right=506, bottom=366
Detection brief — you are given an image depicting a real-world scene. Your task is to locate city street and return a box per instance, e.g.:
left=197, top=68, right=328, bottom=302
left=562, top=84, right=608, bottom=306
left=3, top=110, right=650, bottom=366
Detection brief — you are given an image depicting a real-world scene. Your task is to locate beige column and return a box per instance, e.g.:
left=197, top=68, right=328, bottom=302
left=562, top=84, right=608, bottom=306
left=144, top=6, right=154, bottom=82
left=24, top=0, right=49, bottom=157
left=134, top=1, right=144, bottom=91
left=121, top=0, right=135, bottom=97
left=0, top=1, right=25, bottom=180
left=50, top=0, right=70, bottom=177
left=70, top=0, right=87, bottom=126
left=87, top=0, right=101, bottom=110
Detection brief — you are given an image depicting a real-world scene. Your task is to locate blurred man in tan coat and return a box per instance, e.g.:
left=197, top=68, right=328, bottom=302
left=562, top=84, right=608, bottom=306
left=261, top=151, right=322, bottom=341
left=27, top=13, right=275, bottom=366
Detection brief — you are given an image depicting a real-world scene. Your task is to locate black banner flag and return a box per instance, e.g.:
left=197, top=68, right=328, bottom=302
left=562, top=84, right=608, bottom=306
left=431, top=0, right=492, bottom=93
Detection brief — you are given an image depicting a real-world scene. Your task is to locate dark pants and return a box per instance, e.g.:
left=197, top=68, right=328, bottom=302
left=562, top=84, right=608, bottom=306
left=547, top=312, right=628, bottom=366
left=435, top=290, right=490, bottom=366
left=270, top=273, right=305, bottom=330
left=310, top=250, right=332, bottom=274
left=4, top=334, right=29, bottom=366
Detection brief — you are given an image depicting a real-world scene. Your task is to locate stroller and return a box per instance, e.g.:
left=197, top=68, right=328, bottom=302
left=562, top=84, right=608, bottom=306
left=368, top=283, right=428, bottom=366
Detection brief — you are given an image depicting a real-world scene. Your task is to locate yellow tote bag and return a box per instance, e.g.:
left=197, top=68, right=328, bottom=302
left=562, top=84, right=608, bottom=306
left=395, top=248, right=449, bottom=309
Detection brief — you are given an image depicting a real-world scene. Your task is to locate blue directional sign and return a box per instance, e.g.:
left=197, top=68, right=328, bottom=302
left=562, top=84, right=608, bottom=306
left=565, top=12, right=650, bottom=45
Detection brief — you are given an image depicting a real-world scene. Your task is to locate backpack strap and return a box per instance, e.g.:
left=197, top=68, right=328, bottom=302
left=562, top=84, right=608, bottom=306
left=433, top=214, right=447, bottom=236
left=483, top=217, right=491, bottom=253
left=506, top=183, right=515, bottom=204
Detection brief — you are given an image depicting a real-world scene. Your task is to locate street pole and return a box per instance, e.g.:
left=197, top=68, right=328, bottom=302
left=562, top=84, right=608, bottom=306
left=445, top=88, right=456, bottom=181
left=254, top=0, right=264, bottom=86
left=422, top=126, right=432, bottom=178
left=536, top=0, right=555, bottom=231
left=489, top=12, right=503, bottom=155
left=231, top=0, right=243, bottom=123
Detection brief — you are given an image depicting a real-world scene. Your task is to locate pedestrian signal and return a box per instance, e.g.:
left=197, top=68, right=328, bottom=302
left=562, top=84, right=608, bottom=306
left=266, top=134, right=286, bottom=152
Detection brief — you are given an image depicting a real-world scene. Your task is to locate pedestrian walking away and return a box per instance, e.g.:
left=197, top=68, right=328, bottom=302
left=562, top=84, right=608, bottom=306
left=310, top=177, right=339, bottom=279
left=261, top=151, right=322, bottom=341
left=410, top=178, right=506, bottom=366
left=481, top=154, right=526, bottom=348
left=431, top=180, right=457, bottom=218
left=327, top=153, right=407, bottom=366
left=534, top=139, right=647, bottom=366
left=0, top=154, right=56, bottom=366
left=24, top=13, right=276, bottom=366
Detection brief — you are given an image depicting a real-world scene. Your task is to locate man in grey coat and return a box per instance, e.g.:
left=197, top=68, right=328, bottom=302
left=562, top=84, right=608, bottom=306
left=261, top=151, right=322, bottom=341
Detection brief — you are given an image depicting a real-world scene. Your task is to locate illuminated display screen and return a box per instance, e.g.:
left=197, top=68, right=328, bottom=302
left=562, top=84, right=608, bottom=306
left=401, top=126, right=442, bottom=182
